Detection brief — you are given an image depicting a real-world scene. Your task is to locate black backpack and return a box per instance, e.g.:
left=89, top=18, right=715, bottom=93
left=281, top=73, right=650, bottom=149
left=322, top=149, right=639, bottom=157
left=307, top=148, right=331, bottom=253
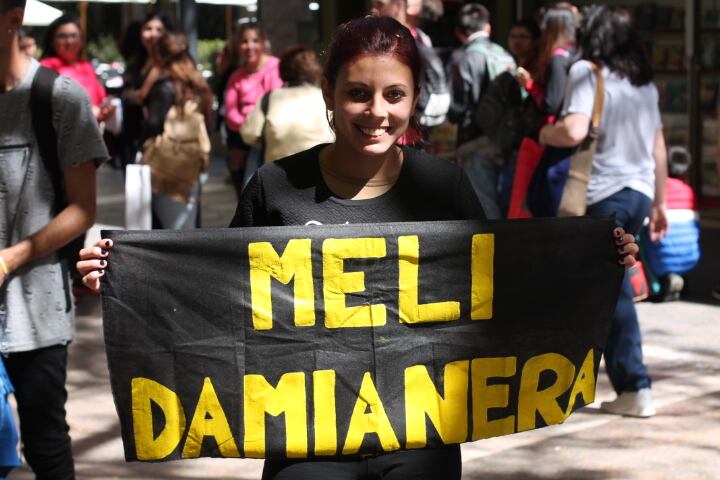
left=30, top=66, right=65, bottom=216
left=474, top=71, right=546, bottom=154
left=30, top=66, right=75, bottom=310
left=414, top=40, right=451, bottom=127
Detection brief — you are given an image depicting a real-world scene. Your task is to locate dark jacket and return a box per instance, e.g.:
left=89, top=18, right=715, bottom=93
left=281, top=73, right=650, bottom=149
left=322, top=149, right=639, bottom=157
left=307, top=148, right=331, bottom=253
left=447, top=35, right=494, bottom=146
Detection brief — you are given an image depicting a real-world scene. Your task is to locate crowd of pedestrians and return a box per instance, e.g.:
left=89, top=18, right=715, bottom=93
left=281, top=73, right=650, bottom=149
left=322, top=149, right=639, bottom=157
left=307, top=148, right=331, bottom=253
left=0, top=0, right=717, bottom=478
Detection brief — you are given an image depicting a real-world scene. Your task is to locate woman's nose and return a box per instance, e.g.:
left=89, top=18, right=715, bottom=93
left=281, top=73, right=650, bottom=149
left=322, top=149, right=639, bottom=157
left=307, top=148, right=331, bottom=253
left=368, top=95, right=387, bottom=118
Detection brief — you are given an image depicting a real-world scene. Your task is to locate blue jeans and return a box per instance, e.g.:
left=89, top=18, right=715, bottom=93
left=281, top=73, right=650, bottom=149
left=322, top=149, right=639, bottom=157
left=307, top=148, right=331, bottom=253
left=587, top=188, right=652, bottom=394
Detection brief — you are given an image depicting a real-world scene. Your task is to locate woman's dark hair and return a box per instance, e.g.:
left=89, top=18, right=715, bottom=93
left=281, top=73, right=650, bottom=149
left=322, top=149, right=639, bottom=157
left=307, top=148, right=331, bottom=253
left=42, top=14, right=85, bottom=60
left=324, top=16, right=423, bottom=135
left=324, top=16, right=421, bottom=92
left=455, top=3, right=490, bottom=37
left=536, top=5, right=577, bottom=85
left=279, top=45, right=322, bottom=85
left=579, top=5, right=653, bottom=86
left=511, top=19, right=541, bottom=40
left=123, top=12, right=174, bottom=74
left=234, top=21, right=268, bottom=54
left=152, top=33, right=213, bottom=122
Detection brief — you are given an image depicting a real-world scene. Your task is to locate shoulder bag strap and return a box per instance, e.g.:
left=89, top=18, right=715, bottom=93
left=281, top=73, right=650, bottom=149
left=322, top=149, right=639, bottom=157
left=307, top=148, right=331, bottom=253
left=557, top=62, right=605, bottom=217
left=30, top=66, right=65, bottom=214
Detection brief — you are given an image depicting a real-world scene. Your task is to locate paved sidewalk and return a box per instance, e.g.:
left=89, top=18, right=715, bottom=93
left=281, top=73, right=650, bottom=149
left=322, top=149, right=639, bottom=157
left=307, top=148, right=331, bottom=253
left=7, top=162, right=720, bottom=479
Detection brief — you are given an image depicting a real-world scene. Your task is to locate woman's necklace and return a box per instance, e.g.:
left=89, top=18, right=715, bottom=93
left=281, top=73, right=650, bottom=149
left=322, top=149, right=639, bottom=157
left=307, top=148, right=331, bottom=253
left=319, top=147, right=403, bottom=188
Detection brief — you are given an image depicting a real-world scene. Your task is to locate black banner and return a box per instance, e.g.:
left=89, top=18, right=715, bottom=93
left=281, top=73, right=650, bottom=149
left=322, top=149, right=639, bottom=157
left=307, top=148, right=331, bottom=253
left=101, top=217, right=623, bottom=462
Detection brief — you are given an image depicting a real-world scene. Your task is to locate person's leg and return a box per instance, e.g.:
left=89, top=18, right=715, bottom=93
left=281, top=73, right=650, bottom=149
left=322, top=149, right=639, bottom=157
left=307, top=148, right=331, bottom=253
left=261, top=458, right=364, bottom=480
left=4, top=345, right=75, bottom=480
left=371, top=446, right=461, bottom=480
left=462, top=152, right=501, bottom=219
left=226, top=129, right=249, bottom=199
left=586, top=189, right=653, bottom=394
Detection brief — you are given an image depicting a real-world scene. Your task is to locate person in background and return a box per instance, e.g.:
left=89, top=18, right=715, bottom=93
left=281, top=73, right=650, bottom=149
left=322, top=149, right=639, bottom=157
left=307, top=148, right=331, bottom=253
left=41, top=14, right=113, bottom=122
left=241, top=44, right=333, bottom=163
left=1, top=0, right=108, bottom=476
left=140, top=33, right=213, bottom=230
left=534, top=4, right=577, bottom=119
left=508, top=19, right=540, bottom=85
left=539, top=5, right=668, bottom=418
left=17, top=28, right=35, bottom=57
left=370, top=0, right=450, bottom=138
left=118, top=12, right=173, bottom=168
left=447, top=3, right=515, bottom=219
left=640, top=146, right=700, bottom=302
left=213, top=38, right=239, bottom=140
left=224, top=22, right=283, bottom=197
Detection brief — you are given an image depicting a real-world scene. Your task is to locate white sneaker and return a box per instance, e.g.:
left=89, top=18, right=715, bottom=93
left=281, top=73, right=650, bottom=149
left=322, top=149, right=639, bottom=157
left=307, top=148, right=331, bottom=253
left=600, top=388, right=656, bottom=418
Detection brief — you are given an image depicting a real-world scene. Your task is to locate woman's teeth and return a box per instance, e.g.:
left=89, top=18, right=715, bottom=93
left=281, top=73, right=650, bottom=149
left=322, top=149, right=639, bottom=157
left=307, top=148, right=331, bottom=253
left=359, top=126, right=388, bottom=137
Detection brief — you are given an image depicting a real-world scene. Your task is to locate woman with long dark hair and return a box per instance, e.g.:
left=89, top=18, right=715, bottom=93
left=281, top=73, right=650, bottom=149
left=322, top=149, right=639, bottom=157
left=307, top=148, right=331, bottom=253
left=140, top=32, right=213, bottom=229
left=118, top=12, right=174, bottom=167
left=539, top=5, right=668, bottom=418
left=534, top=4, right=577, bottom=118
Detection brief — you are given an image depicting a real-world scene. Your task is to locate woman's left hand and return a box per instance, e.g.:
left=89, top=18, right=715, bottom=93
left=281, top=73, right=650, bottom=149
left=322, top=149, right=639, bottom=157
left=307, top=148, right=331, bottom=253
left=614, top=227, right=639, bottom=268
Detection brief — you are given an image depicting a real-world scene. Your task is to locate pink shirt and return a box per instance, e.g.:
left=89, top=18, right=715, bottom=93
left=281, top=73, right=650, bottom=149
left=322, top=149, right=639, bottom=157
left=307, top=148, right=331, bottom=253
left=224, top=56, right=283, bottom=132
left=40, top=57, right=106, bottom=107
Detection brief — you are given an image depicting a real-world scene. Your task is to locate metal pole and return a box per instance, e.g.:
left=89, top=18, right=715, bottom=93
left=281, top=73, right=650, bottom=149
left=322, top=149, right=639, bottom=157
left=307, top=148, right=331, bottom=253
left=180, top=0, right=198, bottom=61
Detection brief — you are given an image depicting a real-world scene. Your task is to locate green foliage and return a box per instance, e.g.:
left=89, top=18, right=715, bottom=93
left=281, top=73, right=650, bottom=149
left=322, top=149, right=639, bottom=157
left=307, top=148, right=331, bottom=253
left=197, top=38, right=226, bottom=73
left=87, top=34, right=122, bottom=64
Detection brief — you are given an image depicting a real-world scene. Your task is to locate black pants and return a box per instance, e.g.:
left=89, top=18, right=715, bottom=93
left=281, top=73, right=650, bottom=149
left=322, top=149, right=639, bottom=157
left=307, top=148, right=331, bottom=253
left=262, top=445, right=461, bottom=480
left=4, top=344, right=75, bottom=480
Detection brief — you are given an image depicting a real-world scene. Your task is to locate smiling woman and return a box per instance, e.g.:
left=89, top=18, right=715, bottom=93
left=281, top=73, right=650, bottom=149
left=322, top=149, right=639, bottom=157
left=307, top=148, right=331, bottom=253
left=226, top=14, right=487, bottom=479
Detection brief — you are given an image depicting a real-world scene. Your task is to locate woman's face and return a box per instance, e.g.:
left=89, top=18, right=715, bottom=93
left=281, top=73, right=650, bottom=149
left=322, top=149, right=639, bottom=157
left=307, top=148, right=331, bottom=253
left=508, top=26, right=535, bottom=59
left=323, top=54, right=416, bottom=159
left=141, top=19, right=166, bottom=52
left=238, top=28, right=264, bottom=66
left=52, top=23, right=82, bottom=63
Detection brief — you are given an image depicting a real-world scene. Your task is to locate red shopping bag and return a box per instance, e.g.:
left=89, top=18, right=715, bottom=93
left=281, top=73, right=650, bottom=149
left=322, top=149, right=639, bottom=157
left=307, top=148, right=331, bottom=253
left=508, top=137, right=545, bottom=219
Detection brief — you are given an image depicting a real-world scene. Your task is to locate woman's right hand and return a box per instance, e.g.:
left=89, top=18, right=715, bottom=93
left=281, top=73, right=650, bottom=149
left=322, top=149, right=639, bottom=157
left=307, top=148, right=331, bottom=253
left=77, top=239, right=113, bottom=293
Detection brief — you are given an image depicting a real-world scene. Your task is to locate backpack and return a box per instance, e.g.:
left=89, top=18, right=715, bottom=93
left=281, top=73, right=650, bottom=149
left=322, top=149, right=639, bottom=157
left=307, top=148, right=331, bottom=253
left=473, top=71, right=546, bottom=154
left=29, top=66, right=74, bottom=310
left=414, top=40, right=451, bottom=127
left=465, top=40, right=516, bottom=87
left=30, top=67, right=64, bottom=217
left=141, top=99, right=210, bottom=202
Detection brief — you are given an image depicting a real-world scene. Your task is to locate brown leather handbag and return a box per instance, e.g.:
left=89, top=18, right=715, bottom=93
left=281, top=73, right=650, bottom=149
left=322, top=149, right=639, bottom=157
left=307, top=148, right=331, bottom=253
left=557, top=62, right=605, bottom=217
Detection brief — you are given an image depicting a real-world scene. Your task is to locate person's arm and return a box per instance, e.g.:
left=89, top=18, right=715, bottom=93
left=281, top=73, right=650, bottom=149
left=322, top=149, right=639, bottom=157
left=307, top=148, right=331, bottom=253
left=240, top=96, right=266, bottom=146
left=649, top=128, right=669, bottom=242
left=0, top=161, right=96, bottom=287
left=539, top=112, right=590, bottom=147
left=543, top=55, right=570, bottom=116
left=127, top=66, right=160, bottom=105
left=539, top=61, right=594, bottom=147
left=141, top=80, right=174, bottom=142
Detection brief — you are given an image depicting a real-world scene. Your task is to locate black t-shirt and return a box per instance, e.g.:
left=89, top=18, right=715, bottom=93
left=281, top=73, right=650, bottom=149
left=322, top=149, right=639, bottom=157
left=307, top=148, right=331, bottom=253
left=229, top=143, right=486, bottom=228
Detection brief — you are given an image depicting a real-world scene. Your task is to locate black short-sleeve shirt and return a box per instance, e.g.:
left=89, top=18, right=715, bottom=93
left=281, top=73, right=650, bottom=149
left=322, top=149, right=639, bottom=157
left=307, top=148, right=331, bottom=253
left=229, top=144, right=486, bottom=228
